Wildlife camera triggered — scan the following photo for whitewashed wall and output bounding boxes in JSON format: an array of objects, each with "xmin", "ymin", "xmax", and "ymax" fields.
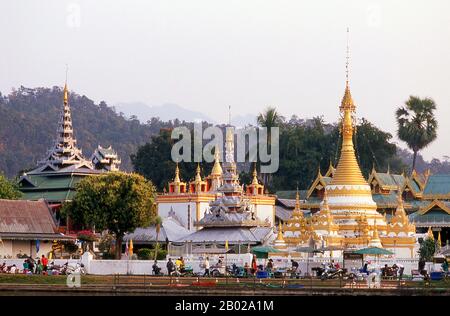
[
  {"xmin": 0, "ymin": 240, "xmax": 54, "ymax": 259},
  {"xmin": 158, "ymin": 202, "xmax": 196, "ymax": 231},
  {"xmin": 254, "ymin": 204, "xmax": 275, "ymax": 226},
  {"xmin": 0, "ymin": 255, "xmax": 430, "ymax": 277}
]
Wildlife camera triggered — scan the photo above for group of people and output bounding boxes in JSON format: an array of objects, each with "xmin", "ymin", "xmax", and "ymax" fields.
[
  {"xmin": 165, "ymin": 257, "xmax": 187, "ymax": 276},
  {"xmin": 0, "ymin": 255, "xmax": 50, "ymax": 275},
  {"xmin": 381, "ymin": 263, "xmax": 405, "ymax": 278}
]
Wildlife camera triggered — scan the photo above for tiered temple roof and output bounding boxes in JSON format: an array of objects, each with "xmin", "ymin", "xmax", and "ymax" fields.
[
  {"xmin": 18, "ymin": 82, "xmax": 120, "ymax": 204},
  {"xmin": 177, "ymin": 127, "xmax": 273, "ymax": 245}
]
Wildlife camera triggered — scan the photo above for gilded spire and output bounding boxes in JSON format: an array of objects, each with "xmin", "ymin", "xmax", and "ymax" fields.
[
  {"xmin": 329, "ymin": 28, "xmax": 367, "ymax": 187},
  {"xmin": 36, "ymin": 78, "xmax": 89, "ymax": 169},
  {"xmin": 373, "ymin": 223, "xmax": 379, "ymax": 239},
  {"xmin": 174, "ymin": 162, "xmax": 181, "ymax": 183},
  {"xmin": 195, "ymin": 163, "xmax": 202, "ymax": 182},
  {"xmin": 63, "ymin": 83, "xmax": 68, "ymax": 105},
  {"xmin": 252, "ymin": 164, "xmax": 259, "ymax": 185},
  {"xmin": 273, "ymin": 221, "xmax": 288, "ymax": 250},
  {"xmin": 294, "ymin": 187, "xmax": 301, "ymax": 212},
  {"xmin": 276, "ymin": 222, "xmax": 284, "ymax": 241},
  {"xmin": 211, "ymin": 146, "xmax": 223, "ymax": 176},
  {"xmin": 64, "ymin": 64, "xmax": 69, "ymax": 105}
]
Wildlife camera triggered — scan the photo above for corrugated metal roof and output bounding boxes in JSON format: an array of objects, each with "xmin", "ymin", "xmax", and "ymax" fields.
[
  {"xmin": 277, "ymin": 199, "xmax": 296, "ymax": 208},
  {"xmin": 275, "ymin": 206, "xmax": 292, "ymax": 221},
  {"xmin": 0, "ymin": 199, "xmax": 57, "ymax": 235},
  {"xmin": 175, "ymin": 227, "xmax": 273, "ymax": 243},
  {"xmin": 276, "ymin": 190, "xmax": 308, "ymax": 199},
  {"xmin": 376, "ymin": 173, "xmax": 405, "ymax": 187},
  {"xmin": 423, "ymin": 174, "xmax": 450, "ymax": 196},
  {"xmin": 124, "ymin": 217, "xmax": 191, "ymax": 243}
]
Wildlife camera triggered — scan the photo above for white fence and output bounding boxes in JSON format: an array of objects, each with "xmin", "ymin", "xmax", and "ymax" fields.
[{"xmin": 2, "ymin": 254, "xmax": 441, "ymax": 276}]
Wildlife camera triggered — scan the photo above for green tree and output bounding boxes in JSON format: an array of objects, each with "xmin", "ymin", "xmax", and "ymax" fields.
[
  {"xmin": 131, "ymin": 129, "xmax": 211, "ymax": 191},
  {"xmin": 0, "ymin": 173, "xmax": 21, "ymax": 199},
  {"xmin": 418, "ymin": 237, "xmax": 436, "ymax": 262},
  {"xmin": 153, "ymin": 216, "xmax": 163, "ymax": 261},
  {"xmin": 257, "ymin": 107, "xmax": 284, "ymax": 186},
  {"xmin": 354, "ymin": 118, "xmax": 407, "ymax": 177},
  {"xmin": 62, "ymin": 172, "xmax": 157, "ymax": 259},
  {"xmin": 396, "ymin": 96, "xmax": 438, "ymax": 171}
]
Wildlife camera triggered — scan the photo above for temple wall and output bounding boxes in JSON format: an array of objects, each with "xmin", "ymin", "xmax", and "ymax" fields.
[
  {"xmin": 158, "ymin": 202, "xmax": 195, "ymax": 231},
  {"xmin": 1, "ymin": 240, "xmax": 53, "ymax": 258},
  {"xmin": 158, "ymin": 201, "xmax": 211, "ymax": 232},
  {"xmin": 254, "ymin": 204, "xmax": 275, "ymax": 226},
  {"xmin": 1, "ymin": 254, "xmax": 426, "ymax": 276}
]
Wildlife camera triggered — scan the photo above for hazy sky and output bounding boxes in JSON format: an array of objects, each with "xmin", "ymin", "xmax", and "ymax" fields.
[{"xmin": 1, "ymin": 0, "xmax": 449, "ymax": 161}]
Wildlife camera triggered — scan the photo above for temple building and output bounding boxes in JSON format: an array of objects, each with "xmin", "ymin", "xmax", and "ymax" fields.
[
  {"xmin": 276, "ymin": 75, "xmax": 418, "ymax": 257},
  {"xmin": 170, "ymin": 127, "xmax": 276, "ymax": 251},
  {"xmin": 157, "ymin": 128, "xmax": 276, "ymax": 233},
  {"xmin": 17, "ymin": 83, "xmax": 120, "ymax": 229},
  {"xmin": 280, "ymin": 167, "xmax": 450, "ymax": 247}
]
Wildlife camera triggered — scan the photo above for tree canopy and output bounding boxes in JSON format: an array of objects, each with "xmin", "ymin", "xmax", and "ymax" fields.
[
  {"xmin": 0, "ymin": 86, "xmax": 189, "ymax": 178},
  {"xmin": 131, "ymin": 128, "xmax": 214, "ymax": 191},
  {"xmin": 396, "ymin": 96, "xmax": 438, "ymax": 171},
  {"xmin": 62, "ymin": 172, "xmax": 157, "ymax": 259},
  {"xmin": 131, "ymin": 115, "xmax": 407, "ymax": 193},
  {"xmin": 418, "ymin": 237, "xmax": 436, "ymax": 262},
  {"xmin": 0, "ymin": 173, "xmax": 22, "ymax": 199}
]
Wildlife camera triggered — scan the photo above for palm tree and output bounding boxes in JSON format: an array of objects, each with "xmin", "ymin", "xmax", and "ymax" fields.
[
  {"xmin": 396, "ymin": 96, "xmax": 438, "ymax": 171},
  {"xmin": 257, "ymin": 107, "xmax": 284, "ymax": 186},
  {"xmin": 153, "ymin": 216, "xmax": 163, "ymax": 261}
]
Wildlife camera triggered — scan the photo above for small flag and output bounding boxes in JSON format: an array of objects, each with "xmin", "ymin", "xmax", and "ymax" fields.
[
  {"xmin": 36, "ymin": 240, "xmax": 40, "ymax": 254},
  {"xmin": 427, "ymin": 227, "xmax": 434, "ymax": 240},
  {"xmin": 129, "ymin": 239, "xmax": 134, "ymax": 256}
]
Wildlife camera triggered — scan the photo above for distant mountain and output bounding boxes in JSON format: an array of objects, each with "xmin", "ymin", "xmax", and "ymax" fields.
[
  {"xmin": 231, "ymin": 113, "xmax": 257, "ymax": 128},
  {"xmin": 115, "ymin": 102, "xmax": 214, "ymax": 123}
]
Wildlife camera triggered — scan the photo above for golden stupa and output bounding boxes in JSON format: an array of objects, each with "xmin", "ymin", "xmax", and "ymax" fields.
[{"xmin": 324, "ymin": 79, "xmax": 388, "ymax": 248}]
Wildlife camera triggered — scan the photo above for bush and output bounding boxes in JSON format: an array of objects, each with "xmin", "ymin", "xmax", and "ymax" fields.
[
  {"xmin": 137, "ymin": 248, "xmax": 152, "ymax": 260},
  {"xmin": 62, "ymin": 241, "xmax": 79, "ymax": 254},
  {"xmin": 137, "ymin": 248, "xmax": 167, "ymax": 260},
  {"xmin": 101, "ymin": 252, "xmax": 116, "ymax": 260},
  {"xmin": 419, "ymin": 237, "xmax": 436, "ymax": 261},
  {"xmin": 77, "ymin": 230, "xmax": 97, "ymax": 242}
]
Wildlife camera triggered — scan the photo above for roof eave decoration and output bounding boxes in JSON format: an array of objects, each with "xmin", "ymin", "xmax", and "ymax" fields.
[{"xmin": 418, "ymin": 199, "xmax": 450, "ymax": 215}]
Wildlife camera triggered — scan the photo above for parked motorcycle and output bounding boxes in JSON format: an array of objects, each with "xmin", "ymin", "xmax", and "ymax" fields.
[
  {"xmin": 59, "ymin": 261, "xmax": 87, "ymax": 275},
  {"xmin": 315, "ymin": 264, "xmax": 346, "ymax": 280}
]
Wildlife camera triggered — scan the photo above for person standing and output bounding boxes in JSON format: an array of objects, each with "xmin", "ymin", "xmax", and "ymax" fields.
[
  {"xmin": 203, "ymin": 257, "xmax": 210, "ymax": 277},
  {"xmin": 251, "ymin": 255, "xmax": 257, "ymax": 275},
  {"xmin": 41, "ymin": 255, "xmax": 48, "ymax": 273},
  {"xmin": 167, "ymin": 258, "xmax": 175, "ymax": 276},
  {"xmin": 266, "ymin": 259, "xmax": 274, "ymax": 273}
]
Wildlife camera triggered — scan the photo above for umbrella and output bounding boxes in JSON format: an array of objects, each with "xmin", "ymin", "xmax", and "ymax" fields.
[
  {"xmin": 353, "ymin": 247, "xmax": 393, "ymax": 255},
  {"xmin": 294, "ymin": 246, "xmax": 323, "ymax": 253},
  {"xmin": 318, "ymin": 246, "xmax": 344, "ymax": 252},
  {"xmin": 353, "ymin": 247, "xmax": 394, "ymax": 268},
  {"xmin": 251, "ymin": 246, "xmax": 281, "ymax": 259}
]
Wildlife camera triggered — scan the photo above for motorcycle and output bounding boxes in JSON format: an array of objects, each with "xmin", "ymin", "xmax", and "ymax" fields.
[
  {"xmin": 316, "ymin": 264, "xmax": 345, "ymax": 280},
  {"xmin": 61, "ymin": 261, "xmax": 87, "ymax": 275},
  {"xmin": 210, "ymin": 263, "xmax": 228, "ymax": 277}
]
